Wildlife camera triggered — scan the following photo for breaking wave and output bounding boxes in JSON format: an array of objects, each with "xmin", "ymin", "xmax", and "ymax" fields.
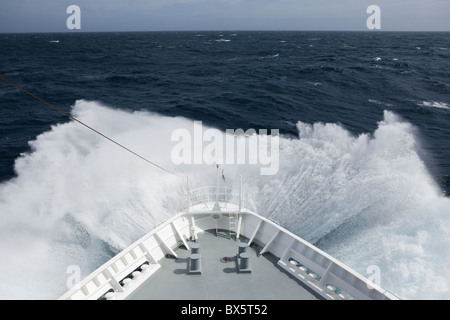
[{"xmin": 0, "ymin": 100, "xmax": 449, "ymax": 300}]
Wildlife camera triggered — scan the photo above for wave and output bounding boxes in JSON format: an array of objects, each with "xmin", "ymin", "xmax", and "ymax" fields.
[
  {"xmin": 368, "ymin": 99, "xmax": 393, "ymax": 107},
  {"xmin": 419, "ymin": 101, "xmax": 450, "ymax": 110},
  {"xmin": 0, "ymin": 100, "xmax": 449, "ymax": 300}
]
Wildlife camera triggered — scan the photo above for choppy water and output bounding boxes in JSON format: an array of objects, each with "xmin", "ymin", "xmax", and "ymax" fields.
[{"xmin": 0, "ymin": 31, "xmax": 449, "ymax": 299}]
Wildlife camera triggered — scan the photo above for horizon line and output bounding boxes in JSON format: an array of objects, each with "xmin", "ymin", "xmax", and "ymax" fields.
[{"xmin": 2, "ymin": 29, "xmax": 450, "ymax": 35}]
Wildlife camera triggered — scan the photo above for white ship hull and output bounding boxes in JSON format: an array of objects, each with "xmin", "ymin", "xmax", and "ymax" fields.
[{"xmin": 59, "ymin": 185, "xmax": 398, "ymax": 301}]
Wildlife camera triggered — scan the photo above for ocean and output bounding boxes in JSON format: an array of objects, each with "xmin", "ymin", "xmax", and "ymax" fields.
[{"xmin": 0, "ymin": 31, "xmax": 449, "ymax": 300}]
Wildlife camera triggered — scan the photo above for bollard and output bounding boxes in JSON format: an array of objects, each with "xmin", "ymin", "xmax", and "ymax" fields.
[
  {"xmin": 191, "ymin": 243, "xmax": 200, "ymax": 254},
  {"xmin": 189, "ymin": 253, "xmax": 201, "ymax": 274},
  {"xmin": 238, "ymin": 242, "xmax": 248, "ymax": 255},
  {"xmin": 238, "ymin": 252, "xmax": 251, "ymax": 273}
]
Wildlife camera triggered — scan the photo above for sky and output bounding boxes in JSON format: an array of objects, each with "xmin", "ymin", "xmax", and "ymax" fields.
[{"xmin": 0, "ymin": 0, "xmax": 449, "ymax": 33}]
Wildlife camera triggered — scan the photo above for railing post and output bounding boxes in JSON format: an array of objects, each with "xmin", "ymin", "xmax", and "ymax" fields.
[
  {"xmin": 239, "ymin": 175, "xmax": 242, "ymax": 212},
  {"xmin": 318, "ymin": 261, "xmax": 334, "ymax": 287},
  {"xmin": 186, "ymin": 176, "xmax": 190, "ymax": 212},
  {"xmin": 103, "ymin": 269, "xmax": 124, "ymax": 293}
]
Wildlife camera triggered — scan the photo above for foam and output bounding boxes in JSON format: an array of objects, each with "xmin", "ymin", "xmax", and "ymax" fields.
[
  {"xmin": 419, "ymin": 101, "xmax": 450, "ymax": 110},
  {"xmin": 0, "ymin": 101, "xmax": 449, "ymax": 300}
]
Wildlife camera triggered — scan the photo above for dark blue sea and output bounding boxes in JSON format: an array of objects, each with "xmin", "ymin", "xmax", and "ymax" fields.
[{"xmin": 0, "ymin": 31, "xmax": 449, "ymax": 299}]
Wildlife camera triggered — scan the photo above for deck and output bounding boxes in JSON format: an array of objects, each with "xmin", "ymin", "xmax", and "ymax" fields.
[{"xmin": 127, "ymin": 230, "xmax": 321, "ymax": 300}]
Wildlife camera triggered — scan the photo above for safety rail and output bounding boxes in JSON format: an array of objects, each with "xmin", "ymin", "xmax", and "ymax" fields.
[
  {"xmin": 189, "ymin": 186, "xmax": 235, "ymax": 205},
  {"xmin": 187, "ymin": 176, "xmax": 248, "ymax": 213},
  {"xmin": 60, "ymin": 177, "xmax": 399, "ymax": 300},
  {"xmin": 60, "ymin": 241, "xmax": 161, "ymax": 300},
  {"xmin": 188, "ymin": 186, "xmax": 247, "ymax": 210},
  {"xmin": 237, "ymin": 212, "xmax": 400, "ymax": 300},
  {"xmin": 60, "ymin": 207, "xmax": 400, "ymax": 300},
  {"xmin": 59, "ymin": 212, "xmax": 192, "ymax": 300}
]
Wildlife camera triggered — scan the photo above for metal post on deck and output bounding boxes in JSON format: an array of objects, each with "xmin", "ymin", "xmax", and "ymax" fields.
[
  {"xmin": 238, "ymin": 175, "xmax": 242, "ymax": 212},
  {"xmin": 186, "ymin": 176, "xmax": 190, "ymax": 212}
]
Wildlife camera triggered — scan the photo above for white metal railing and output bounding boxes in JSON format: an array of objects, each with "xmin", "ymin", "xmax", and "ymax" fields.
[
  {"xmin": 189, "ymin": 186, "xmax": 234, "ymax": 205},
  {"xmin": 238, "ymin": 212, "xmax": 400, "ymax": 300},
  {"xmin": 60, "ymin": 208, "xmax": 399, "ymax": 300},
  {"xmin": 186, "ymin": 175, "xmax": 248, "ymax": 212},
  {"xmin": 188, "ymin": 186, "xmax": 247, "ymax": 209},
  {"xmin": 60, "ymin": 174, "xmax": 399, "ymax": 301},
  {"xmin": 59, "ymin": 212, "xmax": 191, "ymax": 300}
]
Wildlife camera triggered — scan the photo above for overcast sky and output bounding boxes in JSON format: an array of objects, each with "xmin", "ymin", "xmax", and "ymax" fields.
[{"xmin": 0, "ymin": 0, "xmax": 449, "ymax": 33}]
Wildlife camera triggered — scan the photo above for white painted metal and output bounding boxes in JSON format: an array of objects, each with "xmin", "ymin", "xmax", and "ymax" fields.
[
  {"xmin": 59, "ymin": 212, "xmax": 191, "ymax": 300},
  {"xmin": 59, "ymin": 185, "xmax": 399, "ymax": 301},
  {"xmin": 228, "ymin": 213, "xmax": 238, "ymax": 239}
]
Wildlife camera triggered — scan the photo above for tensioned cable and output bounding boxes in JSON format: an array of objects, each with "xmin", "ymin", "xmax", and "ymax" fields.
[{"xmin": 0, "ymin": 74, "xmax": 181, "ymax": 178}]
